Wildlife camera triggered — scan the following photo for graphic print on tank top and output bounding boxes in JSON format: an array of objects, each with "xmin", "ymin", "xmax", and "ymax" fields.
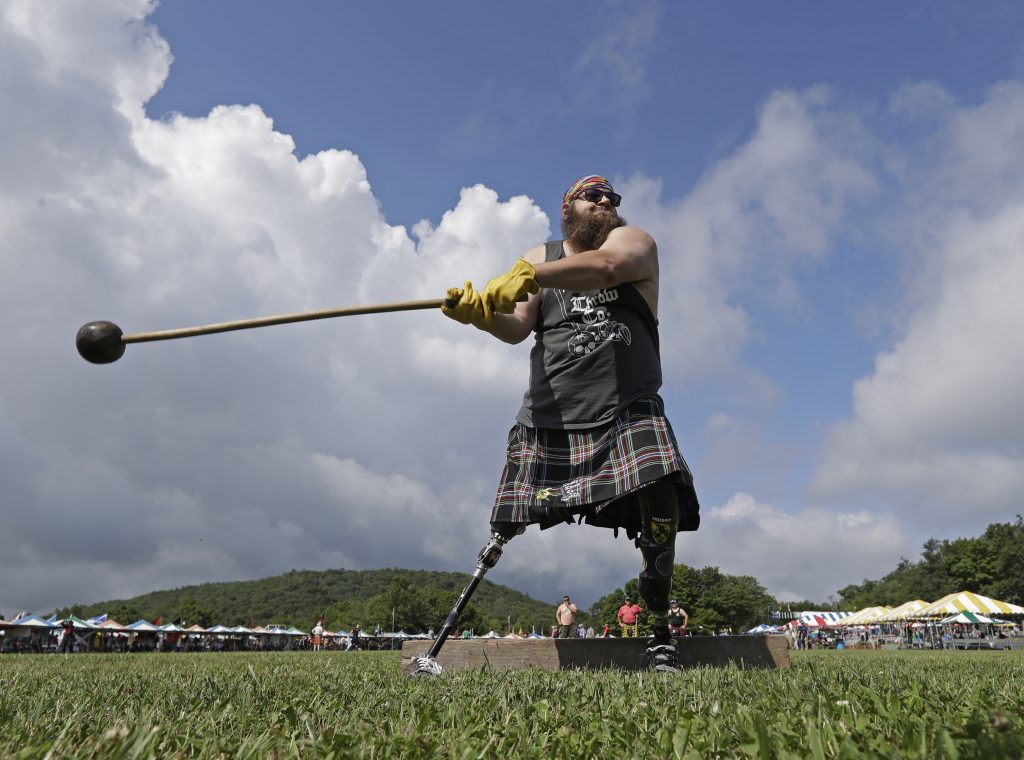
[{"xmin": 555, "ymin": 287, "xmax": 633, "ymax": 357}]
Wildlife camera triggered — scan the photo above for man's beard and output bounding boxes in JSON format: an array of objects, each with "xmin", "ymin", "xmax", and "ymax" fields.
[{"xmin": 561, "ymin": 204, "xmax": 627, "ymax": 252}]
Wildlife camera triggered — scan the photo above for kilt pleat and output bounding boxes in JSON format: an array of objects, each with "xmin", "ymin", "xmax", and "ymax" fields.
[{"xmin": 490, "ymin": 396, "xmax": 698, "ymax": 528}]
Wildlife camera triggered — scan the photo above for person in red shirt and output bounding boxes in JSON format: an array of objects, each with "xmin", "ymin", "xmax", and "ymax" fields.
[
  {"xmin": 58, "ymin": 620, "xmax": 76, "ymax": 654},
  {"xmin": 617, "ymin": 597, "xmax": 644, "ymax": 637}
]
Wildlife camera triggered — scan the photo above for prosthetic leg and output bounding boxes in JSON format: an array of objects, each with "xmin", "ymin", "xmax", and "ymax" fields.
[
  {"xmin": 634, "ymin": 478, "xmax": 681, "ymax": 672},
  {"xmin": 404, "ymin": 523, "xmax": 522, "ymax": 677}
]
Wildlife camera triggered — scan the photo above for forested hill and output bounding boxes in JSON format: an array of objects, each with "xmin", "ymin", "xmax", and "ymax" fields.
[
  {"xmin": 71, "ymin": 568, "xmax": 557, "ymax": 634},
  {"xmin": 54, "ymin": 518, "xmax": 1023, "ymax": 635}
]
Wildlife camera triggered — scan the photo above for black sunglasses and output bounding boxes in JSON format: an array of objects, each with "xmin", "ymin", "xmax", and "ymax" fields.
[{"xmin": 578, "ymin": 188, "xmax": 622, "ymax": 207}]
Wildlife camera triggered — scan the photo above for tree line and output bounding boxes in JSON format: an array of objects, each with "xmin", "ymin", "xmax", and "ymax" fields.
[
  {"xmin": 41, "ymin": 517, "xmax": 1021, "ymax": 633},
  {"xmin": 837, "ymin": 516, "xmax": 1024, "ymax": 609}
]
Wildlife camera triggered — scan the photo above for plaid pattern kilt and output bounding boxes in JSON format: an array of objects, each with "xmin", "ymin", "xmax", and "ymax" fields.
[{"xmin": 491, "ymin": 396, "xmax": 700, "ymax": 533}]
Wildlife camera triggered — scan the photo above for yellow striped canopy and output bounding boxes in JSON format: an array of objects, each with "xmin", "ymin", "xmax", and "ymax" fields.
[
  {"xmin": 837, "ymin": 606, "xmax": 891, "ymax": 626},
  {"xmin": 913, "ymin": 591, "xmax": 1024, "ymax": 618},
  {"xmin": 879, "ymin": 600, "xmax": 929, "ymax": 621}
]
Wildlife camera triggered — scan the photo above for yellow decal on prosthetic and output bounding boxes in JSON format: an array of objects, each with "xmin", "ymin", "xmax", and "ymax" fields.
[{"xmin": 650, "ymin": 519, "xmax": 673, "ymax": 545}]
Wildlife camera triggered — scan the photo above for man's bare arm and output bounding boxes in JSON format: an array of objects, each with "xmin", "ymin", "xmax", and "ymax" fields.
[
  {"xmin": 534, "ymin": 226, "xmax": 657, "ymax": 292},
  {"xmin": 477, "ymin": 227, "xmax": 658, "ymax": 343}
]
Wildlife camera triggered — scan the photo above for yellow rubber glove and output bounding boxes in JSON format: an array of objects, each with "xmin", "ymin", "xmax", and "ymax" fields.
[
  {"xmin": 483, "ymin": 259, "xmax": 540, "ymax": 314},
  {"xmin": 441, "ymin": 281, "xmax": 493, "ymax": 329}
]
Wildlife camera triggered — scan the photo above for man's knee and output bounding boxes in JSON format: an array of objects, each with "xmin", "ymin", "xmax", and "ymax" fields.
[
  {"xmin": 635, "ymin": 479, "xmax": 680, "ymax": 611},
  {"xmin": 490, "ymin": 522, "xmax": 525, "ymax": 541}
]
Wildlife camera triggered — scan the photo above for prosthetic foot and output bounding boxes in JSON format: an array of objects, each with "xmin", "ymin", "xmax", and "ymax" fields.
[
  {"xmin": 645, "ymin": 642, "xmax": 680, "ymax": 672},
  {"xmin": 645, "ymin": 622, "xmax": 680, "ymax": 673},
  {"xmin": 404, "ymin": 525, "xmax": 521, "ymax": 678}
]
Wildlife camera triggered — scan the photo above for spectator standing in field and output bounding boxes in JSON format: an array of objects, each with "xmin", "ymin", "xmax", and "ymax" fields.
[
  {"xmin": 667, "ymin": 600, "xmax": 688, "ymax": 637},
  {"xmin": 602, "ymin": 623, "xmax": 610, "ymax": 637},
  {"xmin": 555, "ymin": 595, "xmax": 578, "ymax": 638},
  {"xmin": 58, "ymin": 620, "xmax": 75, "ymax": 654},
  {"xmin": 440, "ymin": 174, "xmax": 701, "ymax": 672},
  {"xmin": 617, "ymin": 597, "xmax": 643, "ymax": 638},
  {"xmin": 311, "ymin": 621, "xmax": 324, "ymax": 651}
]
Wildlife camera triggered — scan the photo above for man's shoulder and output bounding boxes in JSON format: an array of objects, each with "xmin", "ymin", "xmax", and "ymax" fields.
[
  {"xmin": 605, "ymin": 225, "xmax": 656, "ymax": 249},
  {"xmin": 522, "ymin": 242, "xmax": 550, "ymax": 265}
]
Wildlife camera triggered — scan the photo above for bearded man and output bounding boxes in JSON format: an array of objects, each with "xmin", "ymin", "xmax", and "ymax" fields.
[{"xmin": 441, "ymin": 175, "xmax": 700, "ymax": 672}]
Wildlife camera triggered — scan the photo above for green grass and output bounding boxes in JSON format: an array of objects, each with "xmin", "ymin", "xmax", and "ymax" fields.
[{"xmin": 0, "ymin": 650, "xmax": 1021, "ymax": 758}]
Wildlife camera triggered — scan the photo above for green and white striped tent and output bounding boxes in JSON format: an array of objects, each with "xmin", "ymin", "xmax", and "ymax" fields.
[{"xmin": 938, "ymin": 610, "xmax": 1005, "ymax": 625}]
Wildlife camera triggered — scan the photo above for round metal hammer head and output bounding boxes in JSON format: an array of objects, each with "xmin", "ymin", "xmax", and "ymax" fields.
[{"xmin": 76, "ymin": 321, "xmax": 126, "ymax": 364}]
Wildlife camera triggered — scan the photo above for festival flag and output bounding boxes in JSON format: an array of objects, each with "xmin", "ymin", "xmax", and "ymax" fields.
[
  {"xmin": 88, "ymin": 614, "xmax": 108, "ymax": 625},
  {"xmin": 152, "ymin": 616, "xmax": 162, "ymax": 626}
]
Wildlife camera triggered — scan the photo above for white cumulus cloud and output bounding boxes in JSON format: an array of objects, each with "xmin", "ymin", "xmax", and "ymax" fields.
[{"xmin": 811, "ymin": 83, "xmax": 1024, "ymax": 533}]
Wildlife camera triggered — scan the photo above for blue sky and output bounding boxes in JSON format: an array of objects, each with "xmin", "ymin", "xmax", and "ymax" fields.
[
  {"xmin": 3, "ymin": 0, "xmax": 1024, "ymax": 619},
  {"xmin": 147, "ymin": 2, "xmax": 1024, "ymax": 229}
]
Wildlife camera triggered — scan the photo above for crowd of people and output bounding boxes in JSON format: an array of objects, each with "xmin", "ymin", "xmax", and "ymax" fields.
[
  {"xmin": 784, "ymin": 622, "xmax": 1023, "ymax": 650},
  {"xmin": 550, "ymin": 595, "xmax": 690, "ymax": 640},
  {"xmin": 0, "ymin": 613, "xmax": 409, "ymax": 655}
]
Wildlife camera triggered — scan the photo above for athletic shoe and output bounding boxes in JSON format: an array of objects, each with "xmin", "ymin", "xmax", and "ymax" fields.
[{"xmin": 645, "ymin": 642, "xmax": 680, "ymax": 673}]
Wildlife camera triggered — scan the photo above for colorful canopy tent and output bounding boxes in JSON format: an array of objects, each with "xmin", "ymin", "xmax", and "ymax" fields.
[
  {"xmin": 0, "ymin": 615, "xmax": 54, "ymax": 649},
  {"xmin": 788, "ymin": 611, "xmax": 853, "ymax": 627},
  {"xmin": 784, "ymin": 615, "xmax": 824, "ymax": 628},
  {"xmin": 4, "ymin": 614, "xmax": 54, "ymax": 629},
  {"xmin": 914, "ymin": 591, "xmax": 1024, "ymax": 618},
  {"xmin": 126, "ymin": 620, "xmax": 161, "ymax": 632},
  {"xmin": 938, "ymin": 611, "xmax": 1005, "ymax": 625},
  {"xmin": 879, "ymin": 600, "xmax": 929, "ymax": 622},
  {"xmin": 746, "ymin": 624, "xmax": 776, "ymax": 634},
  {"xmin": 64, "ymin": 615, "xmax": 99, "ymax": 629},
  {"xmin": 837, "ymin": 606, "xmax": 892, "ymax": 626}
]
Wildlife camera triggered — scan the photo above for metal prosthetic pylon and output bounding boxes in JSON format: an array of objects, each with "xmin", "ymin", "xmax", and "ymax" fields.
[{"xmin": 404, "ymin": 526, "xmax": 519, "ymax": 677}]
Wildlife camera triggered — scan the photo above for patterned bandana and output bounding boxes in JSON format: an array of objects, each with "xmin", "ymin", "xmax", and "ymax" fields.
[{"xmin": 562, "ymin": 175, "xmax": 615, "ymax": 207}]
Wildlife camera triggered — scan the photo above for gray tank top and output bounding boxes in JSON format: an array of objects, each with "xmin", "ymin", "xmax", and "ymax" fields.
[{"xmin": 516, "ymin": 240, "xmax": 663, "ymax": 429}]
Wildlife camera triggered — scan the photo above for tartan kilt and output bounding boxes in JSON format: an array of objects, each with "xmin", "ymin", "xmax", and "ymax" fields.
[{"xmin": 490, "ymin": 396, "xmax": 700, "ymax": 533}]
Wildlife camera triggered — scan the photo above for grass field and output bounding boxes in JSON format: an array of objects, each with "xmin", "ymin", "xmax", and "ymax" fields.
[{"xmin": 1, "ymin": 649, "xmax": 1021, "ymax": 758}]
